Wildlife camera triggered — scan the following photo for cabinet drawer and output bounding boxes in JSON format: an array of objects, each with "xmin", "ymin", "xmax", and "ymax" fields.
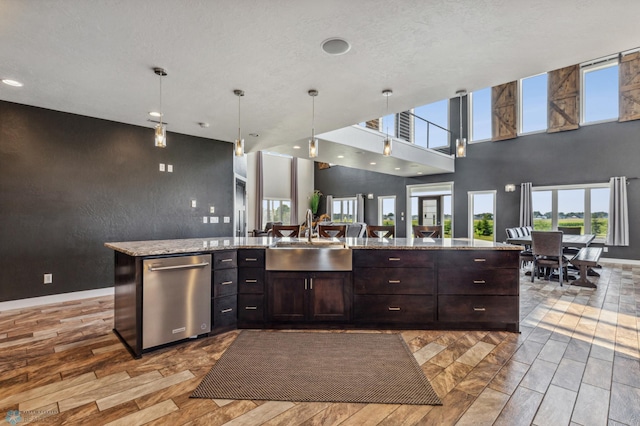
[
  {"xmin": 212, "ymin": 295, "xmax": 237, "ymax": 328},
  {"xmin": 353, "ymin": 250, "xmax": 434, "ymax": 268},
  {"xmin": 238, "ymin": 268, "xmax": 265, "ymax": 294},
  {"xmin": 354, "ymin": 268, "xmax": 434, "ymax": 295},
  {"xmin": 213, "ymin": 268, "xmax": 237, "ymax": 297},
  {"xmin": 438, "ymin": 269, "xmax": 518, "ymax": 295},
  {"xmin": 438, "ymin": 250, "xmax": 519, "ymax": 269},
  {"xmin": 353, "ymin": 295, "xmax": 435, "ymax": 324},
  {"xmin": 213, "ymin": 250, "xmax": 237, "ymax": 270},
  {"xmin": 438, "ymin": 295, "xmax": 519, "ymax": 323},
  {"xmin": 238, "ymin": 249, "xmax": 265, "ymax": 268},
  {"xmin": 238, "ymin": 294, "xmax": 264, "ymax": 323}
]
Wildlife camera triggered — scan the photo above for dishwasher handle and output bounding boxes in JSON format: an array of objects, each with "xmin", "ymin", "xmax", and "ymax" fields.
[{"xmin": 148, "ymin": 262, "xmax": 210, "ymax": 272}]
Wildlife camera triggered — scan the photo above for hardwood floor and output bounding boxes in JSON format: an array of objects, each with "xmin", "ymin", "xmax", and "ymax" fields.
[{"xmin": 1, "ymin": 261, "xmax": 638, "ymax": 425}]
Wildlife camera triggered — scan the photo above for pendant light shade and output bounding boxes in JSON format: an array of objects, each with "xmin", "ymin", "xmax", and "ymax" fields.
[
  {"xmin": 382, "ymin": 89, "xmax": 393, "ymax": 156},
  {"xmin": 455, "ymin": 89, "xmax": 467, "ymax": 158},
  {"xmin": 308, "ymin": 89, "xmax": 318, "ymax": 158},
  {"xmin": 153, "ymin": 67, "xmax": 167, "ymax": 148},
  {"xmin": 234, "ymin": 89, "xmax": 245, "ymax": 157}
]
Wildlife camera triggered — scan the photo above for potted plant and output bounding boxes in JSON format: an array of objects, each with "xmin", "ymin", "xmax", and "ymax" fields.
[{"xmin": 310, "ymin": 190, "xmax": 323, "ymax": 216}]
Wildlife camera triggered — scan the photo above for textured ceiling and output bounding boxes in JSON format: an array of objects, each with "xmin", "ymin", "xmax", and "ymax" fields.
[{"xmin": 1, "ymin": 0, "xmax": 639, "ymax": 172}]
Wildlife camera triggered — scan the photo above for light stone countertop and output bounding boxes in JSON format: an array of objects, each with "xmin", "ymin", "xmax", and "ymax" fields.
[{"xmin": 105, "ymin": 237, "xmax": 523, "ymax": 257}]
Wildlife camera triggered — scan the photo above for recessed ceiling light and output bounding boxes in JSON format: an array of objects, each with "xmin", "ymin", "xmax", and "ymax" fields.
[
  {"xmin": 321, "ymin": 38, "xmax": 351, "ymax": 55},
  {"xmin": 199, "ymin": 122, "xmax": 210, "ymax": 128},
  {"xmin": 249, "ymin": 133, "xmax": 259, "ymax": 137},
  {"xmin": 337, "ymin": 155, "xmax": 344, "ymax": 158},
  {"xmin": 2, "ymin": 79, "xmax": 23, "ymax": 87},
  {"xmin": 370, "ymin": 162, "xmax": 376, "ymax": 165},
  {"xmin": 293, "ymin": 145, "xmax": 301, "ymax": 149},
  {"xmin": 417, "ymin": 172, "xmax": 423, "ymax": 175},
  {"xmin": 149, "ymin": 111, "xmax": 162, "ymax": 117},
  {"xmin": 394, "ymin": 167, "xmax": 401, "ymax": 170}
]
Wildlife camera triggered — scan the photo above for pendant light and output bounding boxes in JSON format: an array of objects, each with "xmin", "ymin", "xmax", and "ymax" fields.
[
  {"xmin": 382, "ymin": 89, "xmax": 393, "ymax": 156},
  {"xmin": 234, "ymin": 89, "xmax": 245, "ymax": 157},
  {"xmin": 153, "ymin": 67, "xmax": 167, "ymax": 148},
  {"xmin": 308, "ymin": 89, "xmax": 318, "ymax": 158},
  {"xmin": 455, "ymin": 89, "xmax": 467, "ymax": 158}
]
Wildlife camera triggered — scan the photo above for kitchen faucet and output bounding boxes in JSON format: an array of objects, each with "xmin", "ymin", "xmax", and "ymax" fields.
[{"xmin": 306, "ymin": 209, "xmax": 314, "ymax": 242}]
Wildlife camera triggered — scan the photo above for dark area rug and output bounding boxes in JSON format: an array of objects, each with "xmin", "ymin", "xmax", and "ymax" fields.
[{"xmin": 191, "ymin": 331, "xmax": 442, "ymax": 405}]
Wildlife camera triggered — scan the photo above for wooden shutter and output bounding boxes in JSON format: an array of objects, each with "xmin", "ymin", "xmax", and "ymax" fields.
[
  {"xmin": 396, "ymin": 111, "xmax": 413, "ymax": 142},
  {"xmin": 548, "ymin": 64, "xmax": 579, "ymax": 133},
  {"xmin": 620, "ymin": 51, "xmax": 640, "ymax": 122},
  {"xmin": 365, "ymin": 118, "xmax": 380, "ymax": 131},
  {"xmin": 492, "ymin": 81, "xmax": 517, "ymax": 141}
]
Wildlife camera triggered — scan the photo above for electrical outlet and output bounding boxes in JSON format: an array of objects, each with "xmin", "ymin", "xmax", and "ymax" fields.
[
  {"xmin": 44, "ymin": 273, "xmax": 52, "ymax": 284},
  {"xmin": 159, "ymin": 163, "xmax": 165, "ymax": 172},
  {"xmin": 603, "ymin": 247, "xmax": 608, "ymax": 252},
  {"xmin": 167, "ymin": 164, "xmax": 173, "ymax": 173},
  {"xmin": 202, "ymin": 216, "xmax": 208, "ymax": 224},
  {"xmin": 209, "ymin": 206, "xmax": 215, "ymax": 214},
  {"xmin": 191, "ymin": 200, "xmax": 197, "ymax": 208},
  {"xmin": 223, "ymin": 216, "xmax": 230, "ymax": 223}
]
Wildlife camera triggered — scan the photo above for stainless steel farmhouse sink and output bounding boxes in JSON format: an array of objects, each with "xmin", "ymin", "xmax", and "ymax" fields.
[{"xmin": 266, "ymin": 238, "xmax": 352, "ymax": 271}]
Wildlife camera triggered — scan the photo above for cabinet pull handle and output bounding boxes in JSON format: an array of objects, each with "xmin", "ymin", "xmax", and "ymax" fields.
[
  {"xmin": 310, "ymin": 278, "xmax": 313, "ymax": 290},
  {"xmin": 245, "ymin": 279, "xmax": 258, "ymax": 283},
  {"xmin": 474, "ymin": 258, "xmax": 486, "ymax": 262},
  {"xmin": 148, "ymin": 262, "xmax": 209, "ymax": 271},
  {"xmin": 388, "ymin": 280, "xmax": 401, "ymax": 284},
  {"xmin": 473, "ymin": 307, "xmax": 486, "ymax": 312},
  {"xmin": 245, "ymin": 306, "xmax": 257, "ymax": 310},
  {"xmin": 388, "ymin": 307, "xmax": 401, "ymax": 311},
  {"xmin": 304, "ymin": 278, "xmax": 308, "ymax": 290},
  {"xmin": 388, "ymin": 257, "xmax": 401, "ymax": 261},
  {"xmin": 245, "ymin": 258, "xmax": 258, "ymax": 261},
  {"xmin": 221, "ymin": 308, "xmax": 233, "ymax": 313},
  {"xmin": 221, "ymin": 281, "xmax": 233, "ymax": 285},
  {"xmin": 221, "ymin": 258, "xmax": 234, "ymax": 263},
  {"xmin": 473, "ymin": 280, "xmax": 486, "ymax": 284}
]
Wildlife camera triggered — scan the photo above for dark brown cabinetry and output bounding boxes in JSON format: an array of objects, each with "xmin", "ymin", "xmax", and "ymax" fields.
[
  {"xmin": 437, "ymin": 250, "xmax": 519, "ymax": 331},
  {"xmin": 353, "ymin": 250, "xmax": 435, "ymax": 325},
  {"xmin": 237, "ymin": 249, "xmax": 266, "ymax": 327},
  {"xmin": 211, "ymin": 250, "xmax": 237, "ymax": 332},
  {"xmin": 267, "ymin": 271, "xmax": 351, "ymax": 323}
]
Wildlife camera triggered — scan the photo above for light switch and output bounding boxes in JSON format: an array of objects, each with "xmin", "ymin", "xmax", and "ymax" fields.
[
  {"xmin": 159, "ymin": 163, "xmax": 165, "ymax": 172},
  {"xmin": 211, "ymin": 216, "xmax": 219, "ymax": 224},
  {"xmin": 202, "ymin": 216, "xmax": 208, "ymax": 224},
  {"xmin": 191, "ymin": 200, "xmax": 197, "ymax": 208},
  {"xmin": 167, "ymin": 164, "xmax": 173, "ymax": 173},
  {"xmin": 209, "ymin": 206, "xmax": 215, "ymax": 214},
  {"xmin": 223, "ymin": 216, "xmax": 230, "ymax": 223}
]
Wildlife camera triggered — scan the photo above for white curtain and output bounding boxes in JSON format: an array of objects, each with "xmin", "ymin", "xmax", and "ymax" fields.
[
  {"xmin": 519, "ymin": 182, "xmax": 533, "ymax": 227},
  {"xmin": 606, "ymin": 176, "xmax": 629, "ymax": 246},
  {"xmin": 356, "ymin": 193, "xmax": 365, "ymax": 223},
  {"xmin": 256, "ymin": 151, "xmax": 263, "ymax": 230},
  {"xmin": 290, "ymin": 157, "xmax": 298, "ymax": 224},
  {"xmin": 325, "ymin": 195, "xmax": 333, "ymax": 220}
]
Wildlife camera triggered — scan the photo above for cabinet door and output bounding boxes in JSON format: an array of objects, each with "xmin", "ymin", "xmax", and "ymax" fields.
[
  {"xmin": 309, "ymin": 272, "xmax": 351, "ymax": 322},
  {"xmin": 267, "ymin": 272, "xmax": 306, "ymax": 322}
]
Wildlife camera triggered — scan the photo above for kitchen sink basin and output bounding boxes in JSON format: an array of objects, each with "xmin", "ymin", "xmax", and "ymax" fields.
[{"xmin": 266, "ymin": 238, "xmax": 352, "ymax": 271}]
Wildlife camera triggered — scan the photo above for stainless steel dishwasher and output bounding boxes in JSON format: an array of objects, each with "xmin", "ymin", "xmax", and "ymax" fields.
[{"xmin": 142, "ymin": 254, "xmax": 211, "ymax": 349}]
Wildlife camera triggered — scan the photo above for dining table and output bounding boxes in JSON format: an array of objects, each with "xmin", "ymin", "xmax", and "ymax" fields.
[{"xmin": 506, "ymin": 233, "xmax": 599, "ymax": 284}]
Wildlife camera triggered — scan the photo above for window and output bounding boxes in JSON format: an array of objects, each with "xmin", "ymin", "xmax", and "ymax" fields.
[
  {"xmin": 581, "ymin": 58, "xmax": 619, "ymax": 124},
  {"xmin": 470, "ymin": 87, "xmax": 491, "ymax": 142},
  {"xmin": 262, "ymin": 199, "xmax": 291, "ymax": 228},
  {"xmin": 468, "ymin": 191, "xmax": 496, "ymax": 242},
  {"xmin": 413, "ymin": 99, "xmax": 449, "ymax": 148},
  {"xmin": 332, "ymin": 197, "xmax": 356, "ymax": 223},
  {"xmin": 381, "ymin": 114, "xmax": 396, "ymax": 138},
  {"xmin": 378, "ymin": 196, "xmax": 396, "ymax": 226},
  {"xmin": 532, "ymin": 184, "xmax": 609, "ymax": 240},
  {"xmin": 519, "ymin": 73, "xmax": 548, "ymax": 134}
]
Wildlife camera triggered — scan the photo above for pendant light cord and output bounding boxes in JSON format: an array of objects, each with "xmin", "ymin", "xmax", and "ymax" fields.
[
  {"xmin": 238, "ymin": 93, "xmax": 241, "ymax": 140},
  {"xmin": 159, "ymin": 74, "xmax": 163, "ymax": 127},
  {"xmin": 459, "ymin": 93, "xmax": 463, "ymax": 140},
  {"xmin": 311, "ymin": 95, "xmax": 315, "ymax": 138}
]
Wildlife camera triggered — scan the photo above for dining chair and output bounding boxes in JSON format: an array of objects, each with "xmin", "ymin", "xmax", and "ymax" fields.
[
  {"xmin": 318, "ymin": 224, "xmax": 346, "ymax": 238},
  {"xmin": 557, "ymin": 226, "xmax": 582, "ymax": 257},
  {"xmin": 531, "ymin": 231, "xmax": 569, "ymax": 285},
  {"xmin": 366, "ymin": 225, "xmax": 394, "ymax": 238},
  {"xmin": 506, "ymin": 228, "xmax": 534, "ymax": 269},
  {"xmin": 413, "ymin": 225, "xmax": 441, "ymax": 238},
  {"xmin": 271, "ymin": 224, "xmax": 301, "ymax": 237}
]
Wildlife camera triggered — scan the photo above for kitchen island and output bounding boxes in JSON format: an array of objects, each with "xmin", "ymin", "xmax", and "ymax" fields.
[{"xmin": 106, "ymin": 237, "xmax": 522, "ymax": 357}]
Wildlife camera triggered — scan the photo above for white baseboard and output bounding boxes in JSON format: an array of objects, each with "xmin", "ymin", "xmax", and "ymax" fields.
[{"xmin": 0, "ymin": 287, "xmax": 114, "ymax": 312}]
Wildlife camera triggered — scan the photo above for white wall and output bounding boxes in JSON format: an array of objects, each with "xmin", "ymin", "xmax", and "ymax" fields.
[{"xmin": 246, "ymin": 152, "xmax": 315, "ymax": 232}]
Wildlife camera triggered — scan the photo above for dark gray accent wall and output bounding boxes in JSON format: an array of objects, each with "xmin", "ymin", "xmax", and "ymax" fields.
[
  {"xmin": 0, "ymin": 101, "xmax": 234, "ymax": 302},
  {"xmin": 315, "ymin": 104, "xmax": 640, "ymax": 260}
]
